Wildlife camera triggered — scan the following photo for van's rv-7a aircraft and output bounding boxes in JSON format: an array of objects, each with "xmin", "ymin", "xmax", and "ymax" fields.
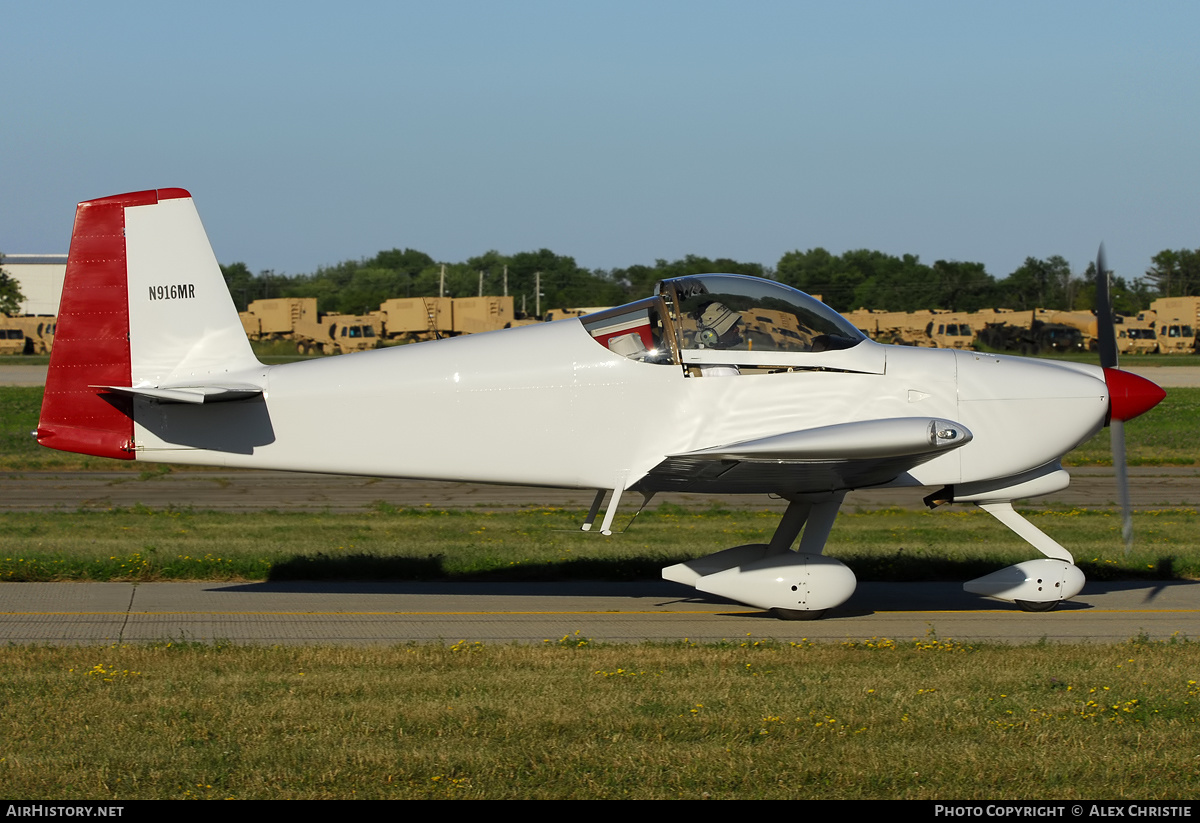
[{"xmin": 36, "ymin": 188, "xmax": 1166, "ymax": 619}]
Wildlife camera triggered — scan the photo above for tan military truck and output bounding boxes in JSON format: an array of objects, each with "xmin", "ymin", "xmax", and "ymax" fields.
[
  {"xmin": 925, "ymin": 310, "xmax": 976, "ymax": 349},
  {"xmin": 543, "ymin": 306, "xmax": 612, "ymax": 323},
  {"xmin": 0, "ymin": 324, "xmax": 27, "ymax": 354},
  {"xmin": 239, "ymin": 311, "xmax": 261, "ymax": 339},
  {"xmin": 451, "ymin": 296, "xmax": 514, "ymax": 335},
  {"xmin": 1116, "ymin": 317, "xmax": 1158, "ymax": 355},
  {"xmin": 872, "ymin": 310, "xmax": 934, "ymax": 346},
  {"xmin": 1139, "ymin": 310, "xmax": 1194, "ymax": 354},
  {"xmin": 1035, "ymin": 309, "xmax": 1100, "ymax": 351},
  {"xmin": 1027, "ymin": 309, "xmax": 1152, "ymax": 355},
  {"xmin": 0, "ymin": 315, "xmax": 57, "ymax": 353},
  {"xmin": 294, "ymin": 313, "xmax": 381, "ymax": 355},
  {"xmin": 377, "ymin": 297, "xmax": 453, "ymax": 342},
  {"xmin": 376, "ymin": 296, "xmax": 519, "ymax": 341},
  {"xmin": 841, "ymin": 308, "xmax": 885, "ymax": 339},
  {"xmin": 976, "ymin": 309, "xmax": 1083, "ymax": 355},
  {"xmin": 243, "ymin": 298, "xmax": 320, "ymax": 340},
  {"xmin": 1144, "ymin": 297, "xmax": 1200, "ymax": 354},
  {"xmin": 838, "ymin": 309, "xmax": 938, "ymax": 346},
  {"xmin": 970, "ymin": 308, "xmax": 1021, "ymax": 327},
  {"xmin": 242, "ymin": 298, "xmax": 380, "ymax": 355}
]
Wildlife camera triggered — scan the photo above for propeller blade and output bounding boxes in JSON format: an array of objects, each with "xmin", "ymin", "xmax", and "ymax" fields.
[
  {"xmin": 1111, "ymin": 419, "xmax": 1133, "ymax": 555},
  {"xmin": 1094, "ymin": 245, "xmax": 1149, "ymax": 556},
  {"xmin": 1094, "ymin": 244, "xmax": 1119, "ymax": 369},
  {"xmin": 1096, "ymin": 245, "xmax": 1127, "ymax": 552}
]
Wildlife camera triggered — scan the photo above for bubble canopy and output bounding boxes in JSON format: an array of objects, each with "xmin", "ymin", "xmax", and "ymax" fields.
[
  {"xmin": 579, "ymin": 273, "xmax": 879, "ymax": 373},
  {"xmin": 658, "ymin": 274, "xmax": 866, "ymax": 356}
]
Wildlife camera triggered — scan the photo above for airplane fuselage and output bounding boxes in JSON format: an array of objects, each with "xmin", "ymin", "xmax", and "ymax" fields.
[{"xmin": 127, "ymin": 318, "xmax": 1110, "ymax": 496}]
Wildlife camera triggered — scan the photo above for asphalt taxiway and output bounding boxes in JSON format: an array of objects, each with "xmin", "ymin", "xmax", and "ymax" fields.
[{"xmin": 3, "ymin": 580, "xmax": 1197, "ymax": 646}]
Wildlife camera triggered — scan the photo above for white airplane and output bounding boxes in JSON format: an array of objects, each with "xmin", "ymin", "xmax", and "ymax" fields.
[{"xmin": 36, "ymin": 188, "xmax": 1166, "ymax": 619}]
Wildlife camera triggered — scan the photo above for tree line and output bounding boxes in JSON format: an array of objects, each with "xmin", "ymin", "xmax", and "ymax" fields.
[{"xmin": 219, "ymin": 246, "xmax": 1199, "ymax": 317}]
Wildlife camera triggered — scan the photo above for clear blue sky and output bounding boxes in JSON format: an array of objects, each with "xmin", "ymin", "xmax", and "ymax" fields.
[{"xmin": 3, "ymin": 1, "xmax": 1197, "ymax": 286}]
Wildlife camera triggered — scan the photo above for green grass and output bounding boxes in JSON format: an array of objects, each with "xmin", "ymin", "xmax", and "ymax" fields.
[
  {"xmin": 248, "ymin": 338, "xmax": 323, "ymax": 361},
  {"xmin": 1064, "ymin": 386, "xmax": 1200, "ymax": 465},
  {"xmin": 2, "ymin": 504, "xmax": 1196, "ymax": 583},
  {"xmin": 2, "ymin": 639, "xmax": 1199, "ymax": 799},
  {"xmin": 0, "ymin": 386, "xmax": 142, "ymax": 469},
  {"xmin": 0, "ymin": 385, "xmax": 42, "ymax": 460}
]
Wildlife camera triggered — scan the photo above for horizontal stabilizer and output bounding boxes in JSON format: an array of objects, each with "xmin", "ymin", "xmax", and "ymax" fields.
[{"xmin": 94, "ymin": 384, "xmax": 264, "ymax": 404}]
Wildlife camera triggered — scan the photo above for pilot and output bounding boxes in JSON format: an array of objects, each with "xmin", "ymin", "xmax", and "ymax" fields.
[{"xmin": 695, "ymin": 301, "xmax": 743, "ymax": 349}]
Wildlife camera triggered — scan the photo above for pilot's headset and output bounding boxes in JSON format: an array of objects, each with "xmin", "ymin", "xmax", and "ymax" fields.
[{"xmin": 696, "ymin": 302, "xmax": 740, "ymax": 348}]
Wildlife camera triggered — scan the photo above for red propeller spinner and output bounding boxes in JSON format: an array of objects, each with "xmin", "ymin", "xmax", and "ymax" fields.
[{"xmin": 1103, "ymin": 368, "xmax": 1166, "ymax": 423}]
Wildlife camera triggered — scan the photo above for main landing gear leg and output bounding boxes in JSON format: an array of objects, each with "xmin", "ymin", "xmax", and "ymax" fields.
[{"xmin": 661, "ymin": 492, "xmax": 856, "ymax": 620}]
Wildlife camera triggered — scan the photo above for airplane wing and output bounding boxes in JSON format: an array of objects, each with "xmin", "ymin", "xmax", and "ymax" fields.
[{"xmin": 633, "ymin": 417, "xmax": 971, "ymax": 495}]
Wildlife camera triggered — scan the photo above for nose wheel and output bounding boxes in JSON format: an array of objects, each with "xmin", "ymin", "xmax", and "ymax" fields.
[
  {"xmin": 769, "ymin": 607, "xmax": 829, "ymax": 621},
  {"xmin": 1015, "ymin": 600, "xmax": 1059, "ymax": 613}
]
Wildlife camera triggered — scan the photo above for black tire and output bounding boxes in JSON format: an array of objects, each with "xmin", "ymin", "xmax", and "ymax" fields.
[
  {"xmin": 769, "ymin": 607, "xmax": 828, "ymax": 621},
  {"xmin": 1015, "ymin": 600, "xmax": 1059, "ymax": 613}
]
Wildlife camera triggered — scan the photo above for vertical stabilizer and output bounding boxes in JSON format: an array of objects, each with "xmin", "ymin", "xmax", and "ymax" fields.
[{"xmin": 37, "ymin": 189, "xmax": 261, "ymax": 458}]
